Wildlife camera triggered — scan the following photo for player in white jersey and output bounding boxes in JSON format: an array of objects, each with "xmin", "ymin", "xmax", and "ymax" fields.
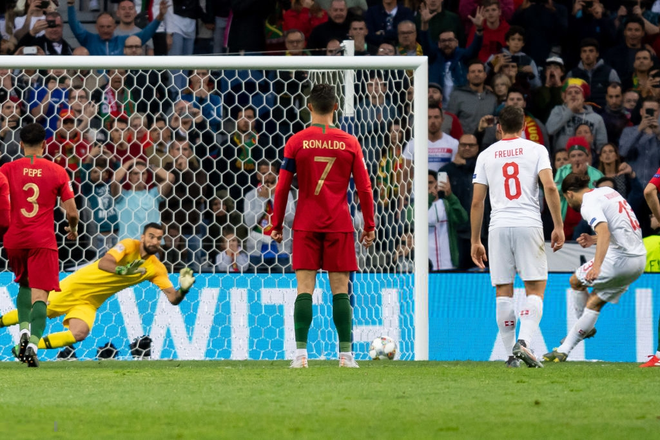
[
  {"xmin": 471, "ymin": 106, "xmax": 565, "ymax": 368},
  {"xmin": 544, "ymin": 174, "xmax": 646, "ymax": 362}
]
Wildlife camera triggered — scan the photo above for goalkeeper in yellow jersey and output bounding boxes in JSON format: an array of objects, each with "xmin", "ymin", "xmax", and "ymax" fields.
[{"xmin": 0, "ymin": 223, "xmax": 196, "ymax": 356}]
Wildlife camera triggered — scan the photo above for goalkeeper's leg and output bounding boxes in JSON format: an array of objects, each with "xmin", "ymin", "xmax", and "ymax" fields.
[
  {"xmin": 40, "ymin": 319, "xmax": 89, "ymax": 349},
  {"xmin": 0, "ymin": 309, "xmax": 19, "ymax": 328}
]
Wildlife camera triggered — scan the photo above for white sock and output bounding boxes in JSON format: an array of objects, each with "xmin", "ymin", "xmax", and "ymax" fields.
[
  {"xmin": 296, "ymin": 348, "xmax": 308, "ymax": 358},
  {"xmin": 655, "ymin": 351, "xmax": 660, "ymax": 358},
  {"xmin": 339, "ymin": 351, "xmax": 353, "ymax": 358},
  {"xmin": 19, "ymin": 328, "xmax": 29, "ymax": 337},
  {"xmin": 27, "ymin": 342, "xmax": 37, "ymax": 353},
  {"xmin": 571, "ymin": 289, "xmax": 588, "ymax": 319},
  {"xmin": 496, "ymin": 297, "xmax": 516, "ymax": 356},
  {"xmin": 517, "ymin": 295, "xmax": 544, "ymax": 345},
  {"xmin": 558, "ymin": 308, "xmax": 600, "ymax": 354}
]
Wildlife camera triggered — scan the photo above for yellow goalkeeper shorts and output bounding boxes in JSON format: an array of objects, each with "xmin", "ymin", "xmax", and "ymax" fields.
[{"xmin": 47, "ymin": 289, "xmax": 98, "ymax": 330}]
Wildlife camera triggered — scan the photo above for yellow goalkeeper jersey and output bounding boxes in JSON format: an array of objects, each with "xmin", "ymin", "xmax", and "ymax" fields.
[{"xmin": 59, "ymin": 239, "xmax": 173, "ymax": 308}]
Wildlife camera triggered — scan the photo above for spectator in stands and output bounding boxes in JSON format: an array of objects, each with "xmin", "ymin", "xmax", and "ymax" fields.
[
  {"xmin": 397, "ymin": 20, "xmax": 420, "ymax": 56},
  {"xmin": 428, "ymin": 83, "xmax": 463, "ymax": 140},
  {"xmin": 394, "ymin": 227, "xmax": 414, "ymax": 272},
  {"xmin": 46, "ymin": 109, "xmax": 91, "ymax": 182},
  {"xmin": 420, "ymin": 6, "xmax": 483, "ymax": 108},
  {"xmin": 348, "ymin": 17, "xmax": 375, "ymax": 55},
  {"xmin": 162, "ymin": 140, "xmax": 206, "ymax": 270},
  {"xmin": 67, "ymin": 86, "xmax": 100, "ymax": 134},
  {"xmin": 283, "ymin": 0, "xmax": 328, "ymax": 39},
  {"xmin": 180, "ymin": 69, "xmax": 221, "ymax": 132},
  {"xmin": 552, "ymin": 149, "xmax": 569, "ymax": 175},
  {"xmin": 486, "ymin": 25, "xmax": 541, "ymax": 90},
  {"xmin": 622, "ymin": 49, "xmax": 658, "ymax": 98},
  {"xmin": 491, "ymin": 73, "xmax": 511, "ymax": 108},
  {"xmin": 414, "ymin": 0, "xmax": 463, "ymax": 46},
  {"xmin": 597, "ymin": 82, "xmax": 631, "ymax": 145},
  {"xmin": 364, "ymin": 0, "xmax": 414, "ymax": 47},
  {"xmin": 446, "ymin": 60, "xmax": 497, "ymax": 135},
  {"xmin": 227, "ymin": 0, "xmax": 275, "ymax": 54},
  {"xmin": 28, "ymin": 70, "xmax": 68, "ymax": 138},
  {"xmin": 201, "ymin": 193, "xmax": 247, "ymax": 260},
  {"xmin": 459, "ymin": 0, "xmax": 514, "ymax": 27},
  {"xmin": 546, "ymin": 78, "xmax": 607, "ymax": 153},
  {"xmin": 111, "ymin": 158, "xmax": 173, "ymax": 240},
  {"xmin": 316, "ymin": 0, "xmax": 367, "ymax": 12},
  {"xmin": 376, "ymin": 40, "xmax": 396, "ymax": 55},
  {"xmin": 606, "ymin": 16, "xmax": 648, "ymax": 83},
  {"xmin": 80, "ymin": 157, "xmax": 119, "ymax": 259},
  {"xmin": 129, "ymin": 113, "xmax": 151, "ymax": 149},
  {"xmin": 308, "ymin": 0, "xmax": 349, "ymax": 51},
  {"xmin": 427, "ymin": 169, "xmax": 468, "ymax": 271},
  {"xmin": 215, "ymin": 231, "xmax": 250, "ymax": 272},
  {"xmin": 67, "ymin": 0, "xmax": 166, "ymax": 56},
  {"xmin": 532, "ymin": 56, "xmax": 565, "ymax": 124},
  {"xmin": 566, "ymin": 2, "xmax": 616, "ymax": 68},
  {"xmin": 441, "ymin": 133, "xmax": 480, "ymax": 269},
  {"xmin": 477, "ymin": 88, "xmax": 548, "ymax": 150},
  {"xmin": 104, "ymin": 115, "xmax": 148, "ymax": 165},
  {"xmin": 466, "ymin": 0, "xmax": 509, "ymax": 63},
  {"xmin": 619, "ymin": 97, "xmax": 660, "ymax": 185},
  {"xmin": 0, "ymin": 99, "xmax": 21, "ymax": 164},
  {"xmin": 114, "ymin": 0, "xmax": 154, "ymax": 55},
  {"xmin": 355, "ymin": 72, "xmax": 397, "ymax": 173},
  {"xmin": 170, "ymin": 98, "xmax": 214, "ymax": 153},
  {"xmin": 146, "ymin": 114, "xmax": 173, "ymax": 168},
  {"xmin": 17, "ymin": 11, "xmax": 72, "ymax": 55},
  {"xmin": 122, "ymin": 35, "xmax": 143, "ymax": 56},
  {"xmin": 554, "ymin": 136, "xmax": 603, "ymax": 238},
  {"xmin": 242, "ymin": 162, "xmax": 294, "ymax": 270},
  {"xmin": 623, "ymin": 89, "xmax": 640, "ymax": 114},
  {"xmin": 566, "ymin": 38, "xmax": 620, "ymax": 109},
  {"xmin": 324, "ymin": 38, "xmax": 342, "ymax": 55},
  {"xmin": 510, "ymin": 0, "xmax": 566, "ymax": 67},
  {"xmin": 597, "ymin": 142, "xmax": 640, "ymax": 201},
  {"xmin": 122, "ymin": 39, "xmax": 169, "ymax": 120},
  {"xmin": 11, "ymin": 0, "xmax": 53, "ymax": 41},
  {"xmin": 92, "ymin": 69, "xmax": 136, "ymax": 130},
  {"xmin": 68, "ymin": 47, "xmax": 108, "ymax": 95},
  {"xmin": 375, "ymin": 120, "xmax": 405, "ymax": 253}
]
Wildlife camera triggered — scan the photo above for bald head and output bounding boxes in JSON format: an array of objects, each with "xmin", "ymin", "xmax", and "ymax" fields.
[
  {"xmin": 123, "ymin": 35, "xmax": 143, "ymax": 55},
  {"xmin": 458, "ymin": 134, "xmax": 479, "ymax": 160},
  {"xmin": 72, "ymin": 46, "xmax": 90, "ymax": 56}
]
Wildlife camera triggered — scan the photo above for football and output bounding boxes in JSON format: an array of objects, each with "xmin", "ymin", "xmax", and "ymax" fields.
[{"xmin": 369, "ymin": 336, "xmax": 397, "ymax": 360}]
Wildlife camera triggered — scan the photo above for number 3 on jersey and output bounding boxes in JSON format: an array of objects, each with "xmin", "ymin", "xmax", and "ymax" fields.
[
  {"xmin": 314, "ymin": 156, "xmax": 336, "ymax": 195},
  {"xmin": 21, "ymin": 183, "xmax": 39, "ymax": 218},
  {"xmin": 618, "ymin": 199, "xmax": 640, "ymax": 231},
  {"xmin": 502, "ymin": 162, "xmax": 521, "ymax": 200}
]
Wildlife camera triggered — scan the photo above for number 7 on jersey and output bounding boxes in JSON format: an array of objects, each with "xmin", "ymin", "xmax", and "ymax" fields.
[{"xmin": 314, "ymin": 156, "xmax": 336, "ymax": 195}]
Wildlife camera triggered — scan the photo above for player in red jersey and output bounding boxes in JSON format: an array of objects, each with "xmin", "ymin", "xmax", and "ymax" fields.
[
  {"xmin": 271, "ymin": 84, "xmax": 376, "ymax": 369},
  {"xmin": 0, "ymin": 171, "xmax": 10, "ymax": 237},
  {"xmin": 0, "ymin": 123, "xmax": 79, "ymax": 367}
]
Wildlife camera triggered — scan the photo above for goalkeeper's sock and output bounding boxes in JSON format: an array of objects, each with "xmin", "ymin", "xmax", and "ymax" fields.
[
  {"xmin": 294, "ymin": 293, "xmax": 313, "ymax": 350},
  {"xmin": 558, "ymin": 308, "xmax": 600, "ymax": 354},
  {"xmin": 496, "ymin": 297, "xmax": 516, "ymax": 357},
  {"xmin": 39, "ymin": 331, "xmax": 77, "ymax": 350},
  {"xmin": 0, "ymin": 309, "xmax": 18, "ymax": 328},
  {"xmin": 332, "ymin": 293, "xmax": 352, "ymax": 354},
  {"xmin": 17, "ymin": 286, "xmax": 32, "ymax": 332},
  {"xmin": 517, "ymin": 295, "xmax": 543, "ymax": 345},
  {"xmin": 28, "ymin": 301, "xmax": 48, "ymax": 347}
]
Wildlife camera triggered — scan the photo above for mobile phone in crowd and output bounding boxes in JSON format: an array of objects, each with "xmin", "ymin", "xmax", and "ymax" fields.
[
  {"xmin": 438, "ymin": 172, "xmax": 448, "ymax": 199},
  {"xmin": 23, "ymin": 46, "xmax": 37, "ymax": 55}
]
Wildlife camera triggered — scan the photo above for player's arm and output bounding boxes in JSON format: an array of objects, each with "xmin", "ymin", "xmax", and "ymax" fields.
[
  {"xmin": 271, "ymin": 155, "xmax": 296, "ymax": 244},
  {"xmin": 644, "ymin": 182, "xmax": 660, "ymax": 221},
  {"xmin": 539, "ymin": 168, "xmax": 565, "ymax": 252},
  {"xmin": 587, "ymin": 222, "xmax": 611, "ymax": 282},
  {"xmin": 160, "ymin": 269, "xmax": 195, "ymax": 306},
  {"xmin": 0, "ymin": 173, "xmax": 10, "ymax": 238},
  {"xmin": 152, "ymin": 165, "xmax": 174, "ymax": 197},
  {"xmin": 470, "ymin": 183, "xmax": 488, "ymax": 269},
  {"xmin": 353, "ymin": 143, "xmax": 376, "ymax": 247},
  {"xmin": 98, "ymin": 252, "xmax": 146, "ymax": 275},
  {"xmin": 62, "ymin": 193, "xmax": 79, "ymax": 240}
]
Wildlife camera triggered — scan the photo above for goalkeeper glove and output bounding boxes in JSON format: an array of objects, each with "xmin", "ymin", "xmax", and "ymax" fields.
[
  {"xmin": 116, "ymin": 259, "xmax": 146, "ymax": 276},
  {"xmin": 179, "ymin": 268, "xmax": 195, "ymax": 294}
]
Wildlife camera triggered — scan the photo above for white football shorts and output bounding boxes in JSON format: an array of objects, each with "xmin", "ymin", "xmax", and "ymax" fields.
[
  {"xmin": 575, "ymin": 252, "xmax": 645, "ymax": 304},
  {"xmin": 487, "ymin": 227, "xmax": 547, "ymax": 286}
]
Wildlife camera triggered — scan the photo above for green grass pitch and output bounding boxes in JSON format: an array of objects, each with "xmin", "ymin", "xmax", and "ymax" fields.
[{"xmin": 0, "ymin": 360, "xmax": 658, "ymax": 439}]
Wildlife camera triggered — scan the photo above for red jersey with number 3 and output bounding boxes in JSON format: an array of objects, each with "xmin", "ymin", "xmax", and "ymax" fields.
[
  {"xmin": 272, "ymin": 124, "xmax": 375, "ymax": 233},
  {"xmin": 472, "ymin": 137, "xmax": 551, "ymax": 230},
  {"xmin": 0, "ymin": 157, "xmax": 74, "ymax": 250}
]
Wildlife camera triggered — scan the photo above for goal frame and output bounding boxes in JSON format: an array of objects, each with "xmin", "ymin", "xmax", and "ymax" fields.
[{"xmin": 0, "ymin": 54, "xmax": 430, "ymax": 361}]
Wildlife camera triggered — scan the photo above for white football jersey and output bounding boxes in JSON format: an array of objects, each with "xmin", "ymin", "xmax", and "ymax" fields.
[
  {"xmin": 473, "ymin": 137, "xmax": 551, "ymax": 229},
  {"xmin": 402, "ymin": 136, "xmax": 458, "ymax": 172},
  {"xmin": 581, "ymin": 187, "xmax": 646, "ymax": 257}
]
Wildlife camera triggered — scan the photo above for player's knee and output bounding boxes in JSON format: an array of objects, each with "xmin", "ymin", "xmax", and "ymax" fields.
[
  {"xmin": 70, "ymin": 325, "xmax": 90, "ymax": 342},
  {"xmin": 569, "ymin": 275, "xmax": 584, "ymax": 290}
]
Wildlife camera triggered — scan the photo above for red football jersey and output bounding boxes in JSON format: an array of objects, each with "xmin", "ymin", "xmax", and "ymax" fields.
[
  {"xmin": 0, "ymin": 156, "xmax": 75, "ymax": 250},
  {"xmin": 650, "ymin": 167, "xmax": 660, "ymax": 190},
  {"xmin": 0, "ymin": 172, "xmax": 10, "ymax": 232},
  {"xmin": 272, "ymin": 124, "xmax": 375, "ymax": 233}
]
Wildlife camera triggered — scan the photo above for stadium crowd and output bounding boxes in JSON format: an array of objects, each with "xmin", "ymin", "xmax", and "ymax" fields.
[{"xmin": 0, "ymin": 0, "xmax": 660, "ymax": 273}]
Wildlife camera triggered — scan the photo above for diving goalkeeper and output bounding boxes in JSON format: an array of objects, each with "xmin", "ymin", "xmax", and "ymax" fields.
[{"xmin": 0, "ymin": 223, "xmax": 196, "ymax": 354}]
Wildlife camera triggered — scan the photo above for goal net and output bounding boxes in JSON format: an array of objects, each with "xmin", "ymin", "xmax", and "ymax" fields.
[{"xmin": 0, "ymin": 51, "xmax": 429, "ymax": 361}]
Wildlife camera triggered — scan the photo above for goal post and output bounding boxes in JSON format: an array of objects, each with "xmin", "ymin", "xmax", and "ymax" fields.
[{"xmin": 0, "ymin": 54, "xmax": 429, "ymax": 361}]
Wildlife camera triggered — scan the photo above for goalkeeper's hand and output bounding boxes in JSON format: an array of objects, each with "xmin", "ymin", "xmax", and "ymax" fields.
[
  {"xmin": 179, "ymin": 268, "xmax": 195, "ymax": 294},
  {"xmin": 116, "ymin": 259, "xmax": 146, "ymax": 276}
]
